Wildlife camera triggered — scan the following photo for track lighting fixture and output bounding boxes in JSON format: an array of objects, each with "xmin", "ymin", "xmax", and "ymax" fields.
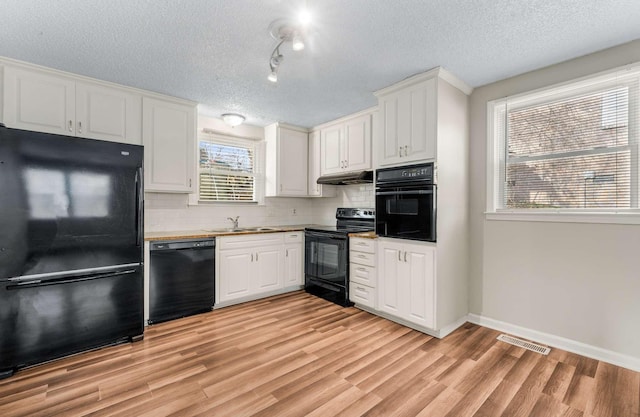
[{"xmin": 267, "ymin": 18, "xmax": 307, "ymax": 83}]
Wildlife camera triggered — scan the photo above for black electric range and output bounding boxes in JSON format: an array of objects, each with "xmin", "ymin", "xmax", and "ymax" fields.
[{"xmin": 304, "ymin": 208, "xmax": 375, "ymax": 306}]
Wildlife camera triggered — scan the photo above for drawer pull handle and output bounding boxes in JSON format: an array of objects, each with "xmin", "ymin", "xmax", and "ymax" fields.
[
  {"xmin": 357, "ymin": 287, "xmax": 365, "ymax": 291},
  {"xmin": 357, "ymin": 267, "xmax": 366, "ymax": 271}
]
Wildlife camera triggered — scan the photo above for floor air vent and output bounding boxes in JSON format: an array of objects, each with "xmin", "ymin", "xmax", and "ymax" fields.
[{"xmin": 497, "ymin": 334, "xmax": 551, "ymax": 355}]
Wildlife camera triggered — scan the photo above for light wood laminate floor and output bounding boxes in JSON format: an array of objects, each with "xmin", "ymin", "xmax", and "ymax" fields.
[{"xmin": 0, "ymin": 291, "xmax": 638, "ymax": 417}]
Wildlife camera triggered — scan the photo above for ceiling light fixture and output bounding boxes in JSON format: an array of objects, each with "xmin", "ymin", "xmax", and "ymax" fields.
[
  {"xmin": 221, "ymin": 113, "xmax": 245, "ymax": 127},
  {"xmin": 267, "ymin": 18, "xmax": 307, "ymax": 83}
]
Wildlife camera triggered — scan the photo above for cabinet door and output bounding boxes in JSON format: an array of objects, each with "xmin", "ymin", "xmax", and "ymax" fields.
[
  {"xmin": 254, "ymin": 247, "xmax": 283, "ymax": 292},
  {"xmin": 320, "ymin": 124, "xmax": 343, "ymax": 175},
  {"xmin": 308, "ymin": 130, "xmax": 335, "ymax": 197},
  {"xmin": 377, "ymin": 241, "xmax": 402, "ymax": 316},
  {"xmin": 76, "ymin": 82, "xmax": 142, "ymax": 144},
  {"xmin": 405, "ymin": 243, "xmax": 435, "ymax": 328},
  {"xmin": 142, "ymin": 97, "xmax": 196, "ymax": 192},
  {"xmin": 344, "ymin": 114, "xmax": 371, "ymax": 171},
  {"xmin": 377, "ymin": 78, "xmax": 437, "ymax": 166},
  {"xmin": 379, "ymin": 93, "xmax": 403, "ymax": 165},
  {"xmin": 278, "ymin": 127, "xmax": 308, "ymax": 196},
  {"xmin": 284, "ymin": 243, "xmax": 303, "ymax": 286},
  {"xmin": 404, "ymin": 79, "xmax": 437, "ymax": 162},
  {"xmin": 218, "ymin": 249, "xmax": 252, "ymax": 302},
  {"xmin": 3, "ymin": 66, "xmax": 75, "ymax": 135}
]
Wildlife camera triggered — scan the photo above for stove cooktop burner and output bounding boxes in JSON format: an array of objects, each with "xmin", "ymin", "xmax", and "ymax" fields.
[{"xmin": 305, "ymin": 207, "xmax": 375, "ymax": 235}]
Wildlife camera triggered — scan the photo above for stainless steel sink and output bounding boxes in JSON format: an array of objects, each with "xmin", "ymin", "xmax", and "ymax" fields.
[{"xmin": 202, "ymin": 227, "xmax": 279, "ymax": 233}]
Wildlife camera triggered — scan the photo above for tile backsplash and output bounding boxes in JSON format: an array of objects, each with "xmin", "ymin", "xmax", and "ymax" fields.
[{"xmin": 145, "ymin": 184, "xmax": 374, "ymax": 232}]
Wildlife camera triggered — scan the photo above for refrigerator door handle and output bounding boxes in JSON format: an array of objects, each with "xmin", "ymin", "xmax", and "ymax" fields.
[
  {"xmin": 135, "ymin": 166, "xmax": 143, "ymax": 247},
  {"xmin": 7, "ymin": 269, "xmax": 137, "ymax": 290}
]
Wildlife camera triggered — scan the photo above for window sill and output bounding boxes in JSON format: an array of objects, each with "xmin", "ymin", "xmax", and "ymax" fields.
[{"xmin": 485, "ymin": 210, "xmax": 640, "ymax": 225}]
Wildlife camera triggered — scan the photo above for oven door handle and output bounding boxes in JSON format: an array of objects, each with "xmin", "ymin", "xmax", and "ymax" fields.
[
  {"xmin": 376, "ymin": 190, "xmax": 433, "ymax": 196},
  {"xmin": 305, "ymin": 231, "xmax": 347, "ymax": 240}
]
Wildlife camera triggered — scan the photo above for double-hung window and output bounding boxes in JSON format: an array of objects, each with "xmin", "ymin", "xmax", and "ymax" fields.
[
  {"xmin": 198, "ymin": 131, "xmax": 262, "ymax": 203},
  {"xmin": 487, "ymin": 64, "xmax": 640, "ymax": 222}
]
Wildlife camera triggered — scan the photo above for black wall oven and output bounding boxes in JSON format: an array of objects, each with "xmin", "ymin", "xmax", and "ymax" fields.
[{"xmin": 375, "ymin": 163, "xmax": 436, "ymax": 242}]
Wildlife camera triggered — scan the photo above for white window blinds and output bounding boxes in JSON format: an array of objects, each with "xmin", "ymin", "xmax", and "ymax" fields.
[
  {"xmin": 490, "ymin": 65, "xmax": 639, "ymax": 211},
  {"xmin": 198, "ymin": 133, "xmax": 257, "ymax": 202}
]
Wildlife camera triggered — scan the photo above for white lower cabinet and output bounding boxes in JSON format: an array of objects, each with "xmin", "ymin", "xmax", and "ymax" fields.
[
  {"xmin": 255, "ymin": 247, "xmax": 283, "ymax": 292},
  {"xmin": 217, "ymin": 232, "xmax": 303, "ymax": 305},
  {"xmin": 284, "ymin": 232, "xmax": 304, "ymax": 286},
  {"xmin": 349, "ymin": 237, "xmax": 377, "ymax": 309},
  {"xmin": 377, "ymin": 238, "xmax": 435, "ymax": 329}
]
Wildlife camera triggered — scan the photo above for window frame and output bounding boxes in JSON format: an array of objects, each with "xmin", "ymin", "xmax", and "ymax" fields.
[
  {"xmin": 192, "ymin": 130, "xmax": 265, "ymax": 205},
  {"xmin": 486, "ymin": 63, "xmax": 640, "ymax": 224}
]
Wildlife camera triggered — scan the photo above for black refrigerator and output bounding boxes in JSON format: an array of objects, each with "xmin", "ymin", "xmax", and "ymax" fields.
[{"xmin": 0, "ymin": 125, "xmax": 144, "ymax": 379}]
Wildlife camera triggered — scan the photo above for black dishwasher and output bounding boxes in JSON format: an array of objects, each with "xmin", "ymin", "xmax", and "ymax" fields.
[{"xmin": 149, "ymin": 238, "xmax": 215, "ymax": 325}]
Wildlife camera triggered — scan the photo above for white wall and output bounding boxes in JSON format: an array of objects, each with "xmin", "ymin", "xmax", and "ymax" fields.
[
  {"xmin": 469, "ymin": 40, "xmax": 640, "ymax": 361},
  {"xmin": 145, "ymin": 113, "xmax": 375, "ymax": 231},
  {"xmin": 145, "ymin": 184, "xmax": 374, "ymax": 232}
]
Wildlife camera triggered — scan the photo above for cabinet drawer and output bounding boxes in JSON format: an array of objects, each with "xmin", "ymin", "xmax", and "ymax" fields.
[
  {"xmin": 350, "ymin": 238, "xmax": 375, "ymax": 254},
  {"xmin": 218, "ymin": 233, "xmax": 284, "ymax": 250},
  {"xmin": 349, "ymin": 282, "xmax": 375, "ymax": 309},
  {"xmin": 284, "ymin": 232, "xmax": 303, "ymax": 243},
  {"xmin": 350, "ymin": 263, "xmax": 376, "ymax": 287},
  {"xmin": 350, "ymin": 251, "xmax": 375, "ymax": 267}
]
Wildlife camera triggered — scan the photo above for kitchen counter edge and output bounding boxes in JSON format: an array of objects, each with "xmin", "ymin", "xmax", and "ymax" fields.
[{"xmin": 144, "ymin": 225, "xmax": 318, "ymax": 241}]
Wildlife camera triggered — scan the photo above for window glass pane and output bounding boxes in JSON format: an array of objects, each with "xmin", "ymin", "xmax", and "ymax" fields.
[
  {"xmin": 506, "ymin": 151, "xmax": 630, "ymax": 208},
  {"xmin": 199, "ymin": 141, "xmax": 253, "ymax": 173},
  {"xmin": 198, "ymin": 136, "xmax": 257, "ymax": 202},
  {"xmin": 508, "ymin": 87, "xmax": 628, "ymax": 159},
  {"xmin": 504, "ymin": 85, "xmax": 633, "ymax": 209}
]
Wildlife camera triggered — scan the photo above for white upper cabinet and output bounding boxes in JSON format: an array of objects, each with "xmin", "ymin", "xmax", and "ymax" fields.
[
  {"xmin": 307, "ymin": 130, "xmax": 336, "ymax": 197},
  {"xmin": 377, "ymin": 78, "xmax": 437, "ymax": 166},
  {"xmin": 320, "ymin": 124, "xmax": 343, "ymax": 175},
  {"xmin": 375, "ymin": 68, "xmax": 471, "ymax": 168},
  {"xmin": 320, "ymin": 112, "xmax": 372, "ymax": 175},
  {"xmin": 2, "ymin": 65, "xmax": 141, "ymax": 144},
  {"xmin": 265, "ymin": 123, "xmax": 308, "ymax": 197},
  {"xmin": 142, "ymin": 97, "xmax": 196, "ymax": 193},
  {"xmin": 75, "ymin": 82, "xmax": 141, "ymax": 143}
]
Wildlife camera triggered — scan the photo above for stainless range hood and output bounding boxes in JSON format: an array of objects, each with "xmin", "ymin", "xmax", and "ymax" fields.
[{"xmin": 316, "ymin": 170, "xmax": 373, "ymax": 185}]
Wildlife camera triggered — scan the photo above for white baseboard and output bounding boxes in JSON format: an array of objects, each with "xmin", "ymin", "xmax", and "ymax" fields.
[
  {"xmin": 436, "ymin": 315, "xmax": 469, "ymax": 338},
  {"xmin": 468, "ymin": 313, "xmax": 640, "ymax": 372}
]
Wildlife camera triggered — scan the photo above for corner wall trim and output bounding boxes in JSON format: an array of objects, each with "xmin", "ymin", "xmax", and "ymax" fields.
[{"xmin": 467, "ymin": 313, "xmax": 640, "ymax": 372}]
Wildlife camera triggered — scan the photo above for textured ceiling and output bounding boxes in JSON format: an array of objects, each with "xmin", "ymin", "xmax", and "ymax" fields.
[{"xmin": 1, "ymin": 0, "xmax": 639, "ymax": 128}]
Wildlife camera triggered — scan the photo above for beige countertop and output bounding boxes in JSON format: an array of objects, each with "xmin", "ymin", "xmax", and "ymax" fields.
[
  {"xmin": 144, "ymin": 225, "xmax": 319, "ymax": 241},
  {"xmin": 348, "ymin": 231, "xmax": 378, "ymax": 239}
]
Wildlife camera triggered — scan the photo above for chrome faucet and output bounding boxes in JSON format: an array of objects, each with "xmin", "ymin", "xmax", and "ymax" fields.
[{"xmin": 227, "ymin": 216, "xmax": 239, "ymax": 229}]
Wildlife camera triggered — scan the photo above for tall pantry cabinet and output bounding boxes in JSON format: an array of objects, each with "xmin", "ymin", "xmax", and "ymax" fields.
[{"xmin": 370, "ymin": 68, "xmax": 472, "ymax": 337}]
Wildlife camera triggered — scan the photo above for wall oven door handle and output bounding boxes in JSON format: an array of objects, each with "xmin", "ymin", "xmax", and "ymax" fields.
[
  {"xmin": 376, "ymin": 190, "xmax": 433, "ymax": 196},
  {"xmin": 305, "ymin": 231, "xmax": 347, "ymax": 240}
]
